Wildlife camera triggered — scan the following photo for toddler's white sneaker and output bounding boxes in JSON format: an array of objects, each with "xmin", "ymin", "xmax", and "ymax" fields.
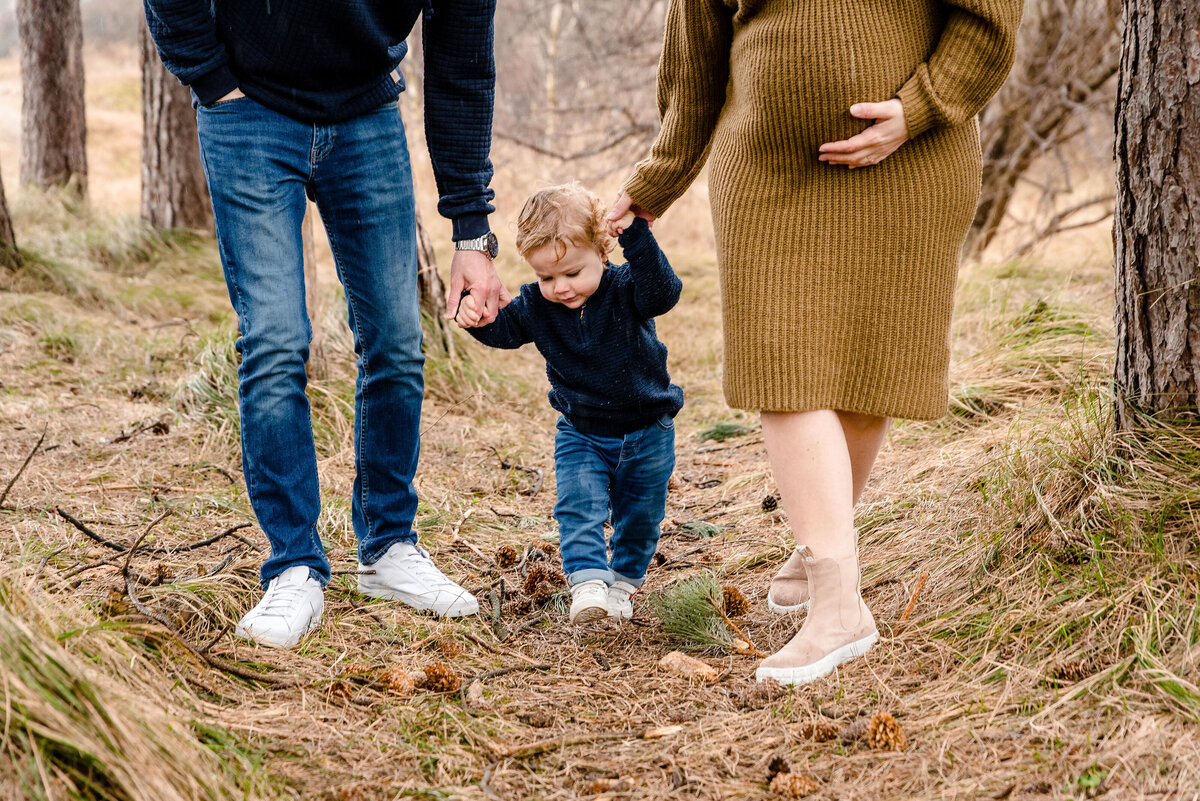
[
  {"xmin": 359, "ymin": 542, "xmax": 479, "ymax": 617},
  {"xmin": 235, "ymin": 565, "xmax": 324, "ymax": 649},
  {"xmin": 569, "ymin": 579, "xmax": 610, "ymax": 624},
  {"xmin": 607, "ymin": 580, "xmax": 637, "ymax": 621}
]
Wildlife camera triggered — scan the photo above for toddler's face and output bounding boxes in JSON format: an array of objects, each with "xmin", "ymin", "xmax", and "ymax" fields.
[{"xmin": 527, "ymin": 240, "xmax": 605, "ymax": 309}]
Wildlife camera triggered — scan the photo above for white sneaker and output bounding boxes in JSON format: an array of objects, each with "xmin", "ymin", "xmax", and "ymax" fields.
[
  {"xmin": 235, "ymin": 565, "xmax": 324, "ymax": 649},
  {"xmin": 358, "ymin": 542, "xmax": 479, "ymax": 617},
  {"xmin": 569, "ymin": 580, "xmax": 610, "ymax": 624},
  {"xmin": 607, "ymin": 580, "xmax": 636, "ymax": 621}
]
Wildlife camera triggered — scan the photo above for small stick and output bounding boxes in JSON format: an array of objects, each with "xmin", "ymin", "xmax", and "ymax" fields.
[
  {"xmin": 708, "ymin": 597, "xmax": 768, "ymax": 658},
  {"xmin": 504, "ymin": 611, "xmax": 548, "ymax": 642},
  {"xmin": 501, "ymin": 729, "xmax": 652, "ymax": 759},
  {"xmin": 480, "ymin": 761, "xmax": 503, "ymax": 801},
  {"xmin": 461, "ymin": 630, "xmax": 541, "ymax": 665},
  {"xmin": 199, "ymin": 624, "xmax": 232, "ymax": 654},
  {"xmin": 898, "ymin": 571, "xmax": 930, "ymax": 625},
  {"xmin": 56, "ymin": 507, "xmax": 128, "ymax": 551},
  {"xmin": 0, "ymin": 426, "xmax": 47, "ymax": 508},
  {"xmin": 488, "ymin": 588, "xmax": 508, "ymax": 640},
  {"xmin": 461, "ymin": 663, "xmax": 552, "ymax": 698},
  {"xmin": 499, "ymin": 458, "xmax": 544, "ymax": 498},
  {"xmin": 695, "ymin": 438, "xmax": 764, "ymax": 454}
]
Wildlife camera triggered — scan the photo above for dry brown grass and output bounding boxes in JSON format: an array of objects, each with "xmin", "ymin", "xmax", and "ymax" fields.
[{"xmin": 1, "ymin": 47, "xmax": 1198, "ymax": 801}]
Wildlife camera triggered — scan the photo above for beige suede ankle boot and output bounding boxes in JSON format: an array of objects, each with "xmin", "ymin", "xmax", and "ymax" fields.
[
  {"xmin": 767, "ymin": 548, "xmax": 810, "ymax": 613},
  {"xmin": 755, "ymin": 547, "xmax": 877, "ymax": 685}
]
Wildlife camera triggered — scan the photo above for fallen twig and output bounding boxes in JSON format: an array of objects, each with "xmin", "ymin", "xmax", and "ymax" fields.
[
  {"xmin": 708, "ymin": 597, "xmax": 768, "ymax": 658},
  {"xmin": 461, "ymin": 630, "xmax": 542, "ymax": 665},
  {"xmin": 55, "ymin": 508, "xmax": 255, "ymax": 555},
  {"xmin": 898, "ymin": 571, "xmax": 930, "ymax": 625},
  {"xmin": 462, "ymin": 663, "xmax": 552, "ymax": 698},
  {"xmin": 500, "ymin": 725, "xmax": 680, "ymax": 759},
  {"xmin": 119, "ymin": 530, "xmax": 297, "ymax": 687},
  {"xmin": 480, "ymin": 760, "xmax": 503, "ymax": 801},
  {"xmin": 499, "ymin": 458, "xmax": 544, "ymax": 499},
  {"xmin": 1, "ymin": 426, "xmax": 47, "ymax": 509}
]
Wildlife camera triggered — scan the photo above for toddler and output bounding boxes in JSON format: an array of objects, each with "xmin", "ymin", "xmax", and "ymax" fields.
[{"xmin": 456, "ymin": 183, "xmax": 683, "ymax": 623}]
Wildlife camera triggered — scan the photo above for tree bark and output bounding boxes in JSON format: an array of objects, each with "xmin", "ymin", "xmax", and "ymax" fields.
[
  {"xmin": 0, "ymin": 163, "xmax": 19, "ymax": 271},
  {"xmin": 1113, "ymin": 0, "xmax": 1200, "ymax": 428},
  {"xmin": 16, "ymin": 0, "xmax": 87, "ymax": 195},
  {"xmin": 140, "ymin": 23, "xmax": 211, "ymax": 231}
]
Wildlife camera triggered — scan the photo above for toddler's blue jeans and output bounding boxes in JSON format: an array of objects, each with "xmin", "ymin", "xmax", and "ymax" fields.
[
  {"xmin": 553, "ymin": 415, "xmax": 676, "ymax": 587},
  {"xmin": 195, "ymin": 96, "xmax": 423, "ymax": 588}
]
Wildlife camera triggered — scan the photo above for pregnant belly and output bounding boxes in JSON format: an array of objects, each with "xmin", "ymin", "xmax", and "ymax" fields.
[{"xmin": 720, "ymin": 0, "xmax": 943, "ymax": 153}]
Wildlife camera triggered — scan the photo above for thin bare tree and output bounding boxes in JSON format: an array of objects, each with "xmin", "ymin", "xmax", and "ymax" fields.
[
  {"xmin": 1113, "ymin": 0, "xmax": 1200, "ymax": 427},
  {"xmin": 16, "ymin": 0, "xmax": 87, "ymax": 195},
  {"xmin": 967, "ymin": 0, "xmax": 1121, "ymax": 259},
  {"xmin": 0, "ymin": 163, "xmax": 19, "ymax": 271},
  {"xmin": 140, "ymin": 23, "xmax": 211, "ymax": 231}
]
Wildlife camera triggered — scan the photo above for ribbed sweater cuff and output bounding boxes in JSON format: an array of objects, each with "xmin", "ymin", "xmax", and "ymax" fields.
[
  {"xmin": 622, "ymin": 172, "xmax": 678, "ymax": 221},
  {"xmin": 190, "ymin": 65, "xmax": 239, "ymax": 107},
  {"xmin": 452, "ymin": 213, "xmax": 491, "ymax": 242},
  {"xmin": 897, "ymin": 66, "xmax": 942, "ymax": 140}
]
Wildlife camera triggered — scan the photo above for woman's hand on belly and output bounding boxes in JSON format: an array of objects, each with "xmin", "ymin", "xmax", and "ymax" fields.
[{"xmin": 818, "ymin": 99, "xmax": 910, "ymax": 170}]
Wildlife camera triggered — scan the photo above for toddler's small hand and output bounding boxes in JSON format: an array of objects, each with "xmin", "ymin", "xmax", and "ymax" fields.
[
  {"xmin": 607, "ymin": 210, "xmax": 636, "ymax": 238},
  {"xmin": 453, "ymin": 292, "xmax": 483, "ymax": 328}
]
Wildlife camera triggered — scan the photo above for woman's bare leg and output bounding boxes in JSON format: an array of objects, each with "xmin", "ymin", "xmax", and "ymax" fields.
[{"xmin": 757, "ymin": 408, "xmax": 889, "ymax": 684}]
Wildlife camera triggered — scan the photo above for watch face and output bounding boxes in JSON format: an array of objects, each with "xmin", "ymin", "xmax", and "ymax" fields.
[{"xmin": 486, "ymin": 231, "xmax": 499, "ymax": 259}]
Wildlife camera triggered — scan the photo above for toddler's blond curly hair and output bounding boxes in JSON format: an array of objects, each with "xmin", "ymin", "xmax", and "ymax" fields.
[{"xmin": 515, "ymin": 182, "xmax": 615, "ymax": 262}]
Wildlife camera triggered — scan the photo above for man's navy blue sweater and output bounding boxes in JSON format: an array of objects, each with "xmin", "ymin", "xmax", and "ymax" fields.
[
  {"xmin": 468, "ymin": 218, "xmax": 684, "ymax": 437},
  {"xmin": 142, "ymin": 0, "xmax": 495, "ymax": 240}
]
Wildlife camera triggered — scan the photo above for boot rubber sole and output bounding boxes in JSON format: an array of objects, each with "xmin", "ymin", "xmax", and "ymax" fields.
[
  {"xmin": 766, "ymin": 592, "xmax": 810, "ymax": 614},
  {"xmin": 754, "ymin": 631, "xmax": 878, "ymax": 686}
]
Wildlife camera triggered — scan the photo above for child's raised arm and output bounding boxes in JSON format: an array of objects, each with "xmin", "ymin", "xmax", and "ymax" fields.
[
  {"xmin": 461, "ymin": 288, "xmax": 536, "ymax": 349},
  {"xmin": 620, "ymin": 217, "xmax": 682, "ymax": 319}
]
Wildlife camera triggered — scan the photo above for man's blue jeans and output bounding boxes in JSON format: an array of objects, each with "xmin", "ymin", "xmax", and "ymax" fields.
[
  {"xmin": 195, "ymin": 96, "xmax": 423, "ymax": 588},
  {"xmin": 553, "ymin": 415, "xmax": 676, "ymax": 587}
]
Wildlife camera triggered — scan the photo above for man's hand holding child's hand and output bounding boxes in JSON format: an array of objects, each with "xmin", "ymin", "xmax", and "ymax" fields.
[{"xmin": 453, "ymin": 292, "xmax": 483, "ymax": 329}]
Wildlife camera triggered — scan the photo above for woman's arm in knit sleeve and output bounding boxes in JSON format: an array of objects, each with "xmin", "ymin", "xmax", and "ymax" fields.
[
  {"xmin": 896, "ymin": 0, "xmax": 1023, "ymax": 139},
  {"xmin": 620, "ymin": 218, "xmax": 682, "ymax": 319},
  {"xmin": 466, "ymin": 290, "xmax": 534, "ymax": 350},
  {"xmin": 621, "ymin": 0, "xmax": 733, "ymax": 219}
]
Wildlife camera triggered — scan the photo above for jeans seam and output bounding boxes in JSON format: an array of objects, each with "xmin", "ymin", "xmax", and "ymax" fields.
[{"xmin": 324, "ymin": 224, "xmax": 375, "ymax": 548}]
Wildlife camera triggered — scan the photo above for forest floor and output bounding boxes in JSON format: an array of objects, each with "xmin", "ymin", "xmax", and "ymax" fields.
[{"xmin": 1, "ymin": 49, "xmax": 1198, "ymax": 801}]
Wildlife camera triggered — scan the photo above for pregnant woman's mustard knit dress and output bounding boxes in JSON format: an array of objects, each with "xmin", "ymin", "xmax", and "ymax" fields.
[{"xmin": 624, "ymin": 0, "xmax": 1021, "ymax": 420}]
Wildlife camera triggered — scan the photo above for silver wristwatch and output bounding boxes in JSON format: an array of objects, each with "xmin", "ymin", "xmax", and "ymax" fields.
[{"xmin": 455, "ymin": 231, "xmax": 499, "ymax": 260}]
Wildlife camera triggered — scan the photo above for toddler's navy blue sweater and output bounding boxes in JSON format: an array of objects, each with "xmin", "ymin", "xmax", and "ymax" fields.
[
  {"xmin": 468, "ymin": 218, "xmax": 684, "ymax": 437},
  {"xmin": 142, "ymin": 0, "xmax": 495, "ymax": 240}
]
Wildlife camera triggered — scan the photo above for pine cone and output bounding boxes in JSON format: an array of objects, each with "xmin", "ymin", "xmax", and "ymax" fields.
[
  {"xmin": 516, "ymin": 709, "xmax": 555, "ymax": 728},
  {"xmin": 495, "ymin": 544, "xmax": 519, "ymax": 568},
  {"xmin": 435, "ymin": 637, "xmax": 464, "ymax": 657},
  {"xmin": 326, "ymin": 680, "xmax": 353, "ymax": 703},
  {"xmin": 536, "ymin": 539, "xmax": 558, "ymax": 557},
  {"xmin": 765, "ymin": 755, "xmax": 791, "ymax": 782},
  {"xmin": 507, "ymin": 596, "xmax": 533, "ymax": 616},
  {"xmin": 839, "ymin": 716, "xmax": 870, "ymax": 743},
  {"xmin": 722, "ymin": 585, "xmax": 751, "ymax": 617},
  {"xmin": 522, "ymin": 564, "xmax": 562, "ymax": 596},
  {"xmin": 738, "ymin": 678, "xmax": 787, "ymax": 709},
  {"xmin": 378, "ymin": 667, "xmax": 415, "ymax": 697},
  {"xmin": 1051, "ymin": 660, "xmax": 1091, "ymax": 683},
  {"xmin": 420, "ymin": 662, "xmax": 462, "ymax": 694},
  {"xmin": 866, "ymin": 711, "xmax": 906, "ymax": 751},
  {"xmin": 762, "ymin": 494, "xmax": 779, "ymax": 512},
  {"xmin": 769, "ymin": 772, "xmax": 817, "ymax": 798},
  {"xmin": 342, "ymin": 663, "xmax": 372, "ymax": 676},
  {"xmin": 800, "ymin": 720, "xmax": 840, "ymax": 742}
]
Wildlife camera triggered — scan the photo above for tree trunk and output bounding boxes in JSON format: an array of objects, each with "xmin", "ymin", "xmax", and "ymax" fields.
[
  {"xmin": 16, "ymin": 0, "xmax": 87, "ymax": 195},
  {"xmin": 140, "ymin": 23, "xmax": 211, "ymax": 231},
  {"xmin": 416, "ymin": 211, "xmax": 456, "ymax": 359},
  {"xmin": 0, "ymin": 163, "xmax": 19, "ymax": 271},
  {"xmin": 1113, "ymin": 0, "xmax": 1200, "ymax": 428}
]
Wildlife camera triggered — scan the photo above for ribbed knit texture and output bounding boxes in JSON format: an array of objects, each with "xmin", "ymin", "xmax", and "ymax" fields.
[
  {"xmin": 624, "ymin": 0, "xmax": 1021, "ymax": 420},
  {"xmin": 467, "ymin": 218, "xmax": 684, "ymax": 437}
]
